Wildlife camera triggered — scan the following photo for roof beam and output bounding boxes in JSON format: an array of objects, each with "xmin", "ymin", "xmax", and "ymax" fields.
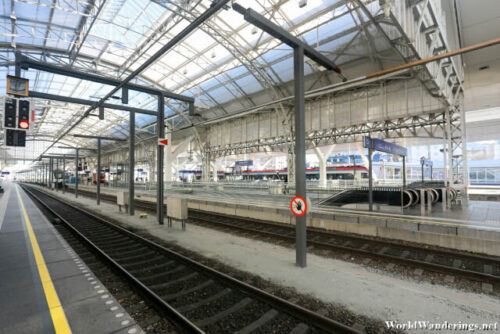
[
  {"xmin": 70, "ymin": 0, "xmax": 107, "ymax": 64},
  {"xmin": 17, "ymin": 56, "xmax": 194, "ymax": 103},
  {"xmin": 233, "ymin": 3, "xmax": 346, "ymax": 81},
  {"xmin": 73, "ymin": 134, "xmax": 126, "ymax": 141},
  {"xmin": 29, "ymin": 91, "xmax": 157, "ymax": 116}
]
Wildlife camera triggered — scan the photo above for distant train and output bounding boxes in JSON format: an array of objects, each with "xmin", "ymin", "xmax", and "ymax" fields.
[
  {"xmin": 179, "ymin": 166, "xmax": 368, "ymax": 182},
  {"xmin": 92, "ymin": 172, "xmax": 106, "ymax": 184}
]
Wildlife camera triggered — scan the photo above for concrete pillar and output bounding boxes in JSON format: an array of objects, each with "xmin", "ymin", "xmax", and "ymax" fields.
[
  {"xmin": 202, "ymin": 152, "xmax": 210, "ymax": 182},
  {"xmin": 314, "ymin": 145, "xmax": 335, "ymax": 188},
  {"xmin": 164, "ymin": 125, "xmax": 172, "ymax": 182},
  {"xmin": 287, "ymin": 146, "xmax": 295, "ymax": 183},
  {"xmin": 211, "ymin": 161, "xmax": 219, "ymax": 182}
]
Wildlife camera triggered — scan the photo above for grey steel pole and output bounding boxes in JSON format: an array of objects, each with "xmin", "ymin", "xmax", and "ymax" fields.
[
  {"xmin": 129, "ymin": 111, "xmax": 135, "ymax": 215},
  {"xmin": 352, "ymin": 155, "xmax": 356, "ymax": 180},
  {"xmin": 75, "ymin": 149, "xmax": 79, "ymax": 198},
  {"xmin": 50, "ymin": 157, "xmax": 53, "ymax": 189},
  {"xmin": 62, "ymin": 156, "xmax": 66, "ymax": 193},
  {"xmin": 421, "ymin": 163, "xmax": 424, "ymax": 183},
  {"xmin": 157, "ymin": 94, "xmax": 165, "ymax": 224},
  {"xmin": 402, "ymin": 155, "xmax": 406, "ymax": 188},
  {"xmin": 97, "ymin": 139, "xmax": 101, "ymax": 205},
  {"xmin": 294, "ymin": 46, "xmax": 307, "ymax": 268},
  {"xmin": 56, "ymin": 158, "xmax": 59, "ymax": 191},
  {"xmin": 368, "ymin": 147, "xmax": 373, "ymax": 211}
]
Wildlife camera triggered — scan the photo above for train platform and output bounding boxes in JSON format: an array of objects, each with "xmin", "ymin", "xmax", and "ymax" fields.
[
  {"xmin": 27, "ymin": 183, "xmax": 500, "ymax": 328},
  {"xmin": 62, "ymin": 183, "xmax": 500, "ymax": 256},
  {"xmin": 0, "ymin": 182, "xmax": 143, "ymax": 334}
]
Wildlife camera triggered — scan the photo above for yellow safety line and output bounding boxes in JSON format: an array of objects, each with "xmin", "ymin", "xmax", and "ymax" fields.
[{"xmin": 15, "ymin": 186, "xmax": 72, "ymax": 334}]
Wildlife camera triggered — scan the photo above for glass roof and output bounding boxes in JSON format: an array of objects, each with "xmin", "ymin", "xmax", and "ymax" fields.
[{"xmin": 0, "ymin": 0, "xmax": 390, "ymax": 161}]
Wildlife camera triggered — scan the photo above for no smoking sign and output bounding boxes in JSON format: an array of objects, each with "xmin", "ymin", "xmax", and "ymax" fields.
[{"xmin": 290, "ymin": 196, "xmax": 307, "ymax": 217}]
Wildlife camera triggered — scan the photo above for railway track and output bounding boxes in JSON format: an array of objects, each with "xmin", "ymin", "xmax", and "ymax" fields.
[
  {"xmin": 70, "ymin": 186, "xmax": 500, "ymax": 289},
  {"xmin": 22, "ymin": 185, "xmax": 359, "ymax": 334},
  {"xmin": 188, "ymin": 212, "xmax": 500, "ymax": 287}
]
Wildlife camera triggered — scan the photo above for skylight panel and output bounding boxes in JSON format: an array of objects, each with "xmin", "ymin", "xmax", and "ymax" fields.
[
  {"xmin": 215, "ymin": 9, "xmax": 245, "ymax": 30},
  {"xmin": 51, "ymin": 10, "xmax": 80, "ymax": 29},
  {"xmin": 183, "ymin": 29, "xmax": 215, "ymax": 53},
  {"xmin": 0, "ymin": 1, "xmax": 11, "ymax": 17},
  {"xmin": 233, "ymin": 75, "xmax": 263, "ymax": 96},
  {"xmin": 281, "ymin": 0, "xmax": 336, "ymax": 24},
  {"xmin": 15, "ymin": 1, "xmax": 49, "ymax": 21}
]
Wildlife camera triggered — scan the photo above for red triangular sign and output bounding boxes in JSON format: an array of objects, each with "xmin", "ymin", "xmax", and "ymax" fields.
[{"xmin": 158, "ymin": 139, "xmax": 168, "ymax": 146}]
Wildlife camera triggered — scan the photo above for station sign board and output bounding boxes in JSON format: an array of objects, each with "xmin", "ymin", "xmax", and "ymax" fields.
[
  {"xmin": 6, "ymin": 76, "xmax": 29, "ymax": 97},
  {"xmin": 420, "ymin": 158, "xmax": 433, "ymax": 167},
  {"xmin": 363, "ymin": 136, "xmax": 407, "ymax": 156},
  {"xmin": 235, "ymin": 160, "xmax": 253, "ymax": 167}
]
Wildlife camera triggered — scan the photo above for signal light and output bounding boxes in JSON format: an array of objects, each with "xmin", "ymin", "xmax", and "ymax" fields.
[
  {"xmin": 19, "ymin": 119, "xmax": 29, "ymax": 129},
  {"xmin": 18, "ymin": 100, "xmax": 30, "ymax": 130}
]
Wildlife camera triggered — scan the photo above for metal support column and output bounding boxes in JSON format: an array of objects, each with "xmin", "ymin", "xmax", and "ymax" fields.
[
  {"xmin": 56, "ymin": 158, "xmax": 59, "ymax": 191},
  {"xmin": 402, "ymin": 155, "xmax": 406, "ymax": 188},
  {"xmin": 368, "ymin": 147, "xmax": 373, "ymax": 211},
  {"xmin": 421, "ymin": 159, "xmax": 425, "ymax": 183},
  {"xmin": 97, "ymin": 139, "xmax": 101, "ymax": 205},
  {"xmin": 129, "ymin": 111, "xmax": 135, "ymax": 216},
  {"xmin": 294, "ymin": 46, "xmax": 307, "ymax": 268},
  {"xmin": 49, "ymin": 157, "xmax": 53, "ymax": 189},
  {"xmin": 62, "ymin": 156, "xmax": 66, "ymax": 193},
  {"xmin": 157, "ymin": 94, "xmax": 165, "ymax": 224},
  {"xmin": 75, "ymin": 149, "xmax": 79, "ymax": 198}
]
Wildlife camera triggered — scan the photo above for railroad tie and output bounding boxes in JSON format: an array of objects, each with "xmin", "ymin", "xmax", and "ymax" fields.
[
  {"xmin": 360, "ymin": 243, "xmax": 370, "ymax": 251},
  {"xmin": 290, "ymin": 323, "xmax": 310, "ymax": 334},
  {"xmin": 195, "ymin": 297, "xmax": 253, "ymax": 327},
  {"xmin": 377, "ymin": 246, "xmax": 388, "ymax": 255},
  {"xmin": 162, "ymin": 280, "xmax": 214, "ymax": 301},
  {"xmin": 177, "ymin": 288, "xmax": 232, "ymax": 313},
  {"xmin": 149, "ymin": 272, "xmax": 198, "ymax": 290},
  {"xmin": 234, "ymin": 309, "xmax": 279, "ymax": 334},
  {"xmin": 139, "ymin": 264, "xmax": 185, "ymax": 282}
]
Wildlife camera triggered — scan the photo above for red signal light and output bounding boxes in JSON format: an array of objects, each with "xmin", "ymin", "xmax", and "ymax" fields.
[{"xmin": 19, "ymin": 119, "xmax": 29, "ymax": 129}]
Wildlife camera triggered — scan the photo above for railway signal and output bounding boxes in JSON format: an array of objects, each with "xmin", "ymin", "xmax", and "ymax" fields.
[
  {"xmin": 5, "ymin": 129, "xmax": 26, "ymax": 147},
  {"xmin": 4, "ymin": 98, "xmax": 16, "ymax": 128},
  {"xmin": 18, "ymin": 99, "xmax": 30, "ymax": 129}
]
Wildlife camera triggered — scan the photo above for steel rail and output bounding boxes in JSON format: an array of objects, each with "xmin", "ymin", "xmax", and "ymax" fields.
[
  {"xmin": 22, "ymin": 184, "xmax": 361, "ymax": 334},
  {"xmin": 41, "ymin": 186, "xmax": 500, "ymax": 284},
  {"xmin": 189, "ymin": 211, "xmax": 500, "ymax": 284},
  {"xmin": 22, "ymin": 185, "xmax": 204, "ymax": 334}
]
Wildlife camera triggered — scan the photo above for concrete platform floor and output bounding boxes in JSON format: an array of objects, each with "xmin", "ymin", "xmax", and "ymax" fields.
[
  {"xmin": 40, "ymin": 185, "xmax": 500, "ymax": 329},
  {"xmin": 0, "ymin": 182, "xmax": 143, "ymax": 334}
]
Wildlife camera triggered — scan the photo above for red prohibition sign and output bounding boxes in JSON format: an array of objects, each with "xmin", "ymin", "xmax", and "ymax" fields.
[{"xmin": 290, "ymin": 196, "xmax": 307, "ymax": 217}]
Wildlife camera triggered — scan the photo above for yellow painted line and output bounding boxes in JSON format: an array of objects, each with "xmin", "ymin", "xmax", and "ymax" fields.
[{"xmin": 15, "ymin": 186, "xmax": 72, "ymax": 334}]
